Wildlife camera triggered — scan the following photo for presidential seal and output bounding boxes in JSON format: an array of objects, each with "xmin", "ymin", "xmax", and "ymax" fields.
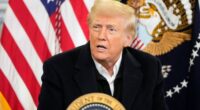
[
  {"xmin": 66, "ymin": 93, "xmax": 125, "ymax": 110},
  {"xmin": 128, "ymin": 0, "xmax": 196, "ymax": 56}
]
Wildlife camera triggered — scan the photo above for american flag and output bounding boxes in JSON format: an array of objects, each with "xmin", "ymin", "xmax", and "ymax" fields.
[{"xmin": 0, "ymin": 0, "xmax": 95, "ymax": 109}]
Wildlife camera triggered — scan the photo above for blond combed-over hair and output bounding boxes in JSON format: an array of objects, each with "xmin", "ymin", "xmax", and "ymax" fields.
[{"xmin": 87, "ymin": 0, "xmax": 136, "ymax": 37}]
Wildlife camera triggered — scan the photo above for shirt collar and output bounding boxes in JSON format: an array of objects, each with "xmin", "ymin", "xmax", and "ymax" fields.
[{"xmin": 92, "ymin": 52, "xmax": 122, "ymax": 83}]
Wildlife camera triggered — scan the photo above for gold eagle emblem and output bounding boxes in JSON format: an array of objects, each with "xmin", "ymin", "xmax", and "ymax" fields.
[{"xmin": 127, "ymin": 0, "xmax": 196, "ymax": 56}]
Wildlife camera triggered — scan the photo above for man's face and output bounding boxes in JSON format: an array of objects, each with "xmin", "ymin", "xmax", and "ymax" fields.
[{"xmin": 89, "ymin": 15, "xmax": 131, "ymax": 63}]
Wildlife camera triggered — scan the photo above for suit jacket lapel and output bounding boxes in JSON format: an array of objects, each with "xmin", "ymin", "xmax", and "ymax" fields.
[
  {"xmin": 122, "ymin": 49, "xmax": 143, "ymax": 109},
  {"xmin": 73, "ymin": 43, "xmax": 98, "ymax": 94}
]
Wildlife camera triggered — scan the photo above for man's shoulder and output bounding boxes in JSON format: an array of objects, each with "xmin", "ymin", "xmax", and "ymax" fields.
[
  {"xmin": 125, "ymin": 47, "xmax": 162, "ymax": 81},
  {"xmin": 125, "ymin": 47, "xmax": 160, "ymax": 64}
]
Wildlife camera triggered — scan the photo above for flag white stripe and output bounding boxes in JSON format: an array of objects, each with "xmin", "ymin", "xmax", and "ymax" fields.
[
  {"xmin": 139, "ymin": 44, "xmax": 145, "ymax": 50},
  {"xmin": 135, "ymin": 45, "xmax": 140, "ymax": 49},
  {"xmin": 23, "ymin": 0, "xmax": 58, "ymax": 55},
  {"xmin": 61, "ymin": 0, "xmax": 87, "ymax": 47},
  {"xmin": 83, "ymin": 0, "xmax": 95, "ymax": 12},
  {"xmin": 0, "ymin": 45, "xmax": 37, "ymax": 110},
  {"xmin": 135, "ymin": 43, "xmax": 142, "ymax": 49},
  {"xmin": 5, "ymin": 6, "xmax": 42, "ymax": 85}
]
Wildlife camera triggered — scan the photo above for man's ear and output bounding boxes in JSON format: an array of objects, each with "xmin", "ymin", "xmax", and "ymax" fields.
[{"xmin": 123, "ymin": 34, "xmax": 133, "ymax": 47}]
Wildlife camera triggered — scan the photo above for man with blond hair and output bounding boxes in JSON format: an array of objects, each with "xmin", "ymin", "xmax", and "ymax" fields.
[{"xmin": 38, "ymin": 0, "xmax": 167, "ymax": 110}]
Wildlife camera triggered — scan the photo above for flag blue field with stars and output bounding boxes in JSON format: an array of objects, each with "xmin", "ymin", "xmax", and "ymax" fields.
[
  {"xmin": 187, "ymin": 0, "xmax": 200, "ymax": 110},
  {"xmin": 41, "ymin": 0, "xmax": 64, "ymax": 16}
]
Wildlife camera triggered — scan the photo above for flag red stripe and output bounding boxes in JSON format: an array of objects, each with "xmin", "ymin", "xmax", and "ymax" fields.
[
  {"xmin": 9, "ymin": 0, "xmax": 51, "ymax": 62},
  {"xmin": 131, "ymin": 37, "xmax": 138, "ymax": 47},
  {"xmin": 70, "ymin": 0, "xmax": 89, "ymax": 40},
  {"xmin": 60, "ymin": 19, "xmax": 75, "ymax": 51},
  {"xmin": 132, "ymin": 37, "xmax": 138, "ymax": 43},
  {"xmin": 0, "ymin": 69, "xmax": 24, "ymax": 110},
  {"xmin": 133, "ymin": 39, "xmax": 141, "ymax": 49},
  {"xmin": 1, "ymin": 27, "xmax": 40, "ymax": 106},
  {"xmin": 50, "ymin": 13, "xmax": 75, "ymax": 51}
]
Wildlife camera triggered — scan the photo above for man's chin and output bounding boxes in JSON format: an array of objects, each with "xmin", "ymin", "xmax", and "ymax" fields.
[{"xmin": 92, "ymin": 54, "xmax": 108, "ymax": 61}]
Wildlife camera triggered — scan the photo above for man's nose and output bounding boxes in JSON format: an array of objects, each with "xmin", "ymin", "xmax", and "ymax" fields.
[{"xmin": 98, "ymin": 28, "xmax": 107, "ymax": 40}]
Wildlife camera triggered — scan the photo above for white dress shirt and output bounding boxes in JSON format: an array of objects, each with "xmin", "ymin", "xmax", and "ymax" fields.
[{"xmin": 92, "ymin": 52, "xmax": 122, "ymax": 95}]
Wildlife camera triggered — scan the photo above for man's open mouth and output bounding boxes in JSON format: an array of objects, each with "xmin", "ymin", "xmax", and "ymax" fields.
[{"xmin": 97, "ymin": 45, "xmax": 107, "ymax": 49}]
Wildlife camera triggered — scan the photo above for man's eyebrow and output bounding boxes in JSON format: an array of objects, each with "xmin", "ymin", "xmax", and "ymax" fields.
[
  {"xmin": 106, "ymin": 25, "xmax": 115, "ymax": 27},
  {"xmin": 106, "ymin": 24, "xmax": 118, "ymax": 29},
  {"xmin": 93, "ymin": 24, "xmax": 102, "ymax": 27}
]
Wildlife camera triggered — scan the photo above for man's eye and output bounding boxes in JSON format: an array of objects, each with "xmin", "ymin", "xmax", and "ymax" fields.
[
  {"xmin": 109, "ymin": 28, "xmax": 116, "ymax": 31},
  {"xmin": 108, "ymin": 28, "xmax": 117, "ymax": 33},
  {"xmin": 92, "ymin": 25, "xmax": 100, "ymax": 31}
]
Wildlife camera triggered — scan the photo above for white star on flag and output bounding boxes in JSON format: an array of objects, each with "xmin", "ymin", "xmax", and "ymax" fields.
[
  {"xmin": 173, "ymin": 85, "xmax": 181, "ymax": 93},
  {"xmin": 192, "ymin": 50, "xmax": 199, "ymax": 58},
  {"xmin": 166, "ymin": 90, "xmax": 173, "ymax": 98},
  {"xmin": 161, "ymin": 65, "xmax": 171, "ymax": 78},
  {"xmin": 195, "ymin": 41, "xmax": 200, "ymax": 50},
  {"xmin": 189, "ymin": 58, "xmax": 194, "ymax": 66},
  {"xmin": 181, "ymin": 80, "xmax": 188, "ymax": 88}
]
